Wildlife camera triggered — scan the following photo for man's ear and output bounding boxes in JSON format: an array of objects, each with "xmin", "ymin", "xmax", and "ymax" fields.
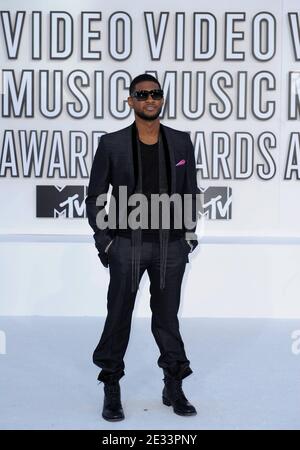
[{"xmin": 127, "ymin": 96, "xmax": 133, "ymax": 108}]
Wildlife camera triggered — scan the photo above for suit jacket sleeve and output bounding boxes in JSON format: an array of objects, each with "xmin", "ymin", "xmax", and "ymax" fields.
[
  {"xmin": 183, "ymin": 133, "xmax": 201, "ymax": 241},
  {"xmin": 85, "ymin": 136, "xmax": 113, "ymax": 254}
]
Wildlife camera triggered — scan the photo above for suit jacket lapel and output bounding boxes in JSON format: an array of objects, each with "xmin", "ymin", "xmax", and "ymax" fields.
[
  {"xmin": 120, "ymin": 122, "xmax": 136, "ymax": 192},
  {"xmin": 160, "ymin": 123, "xmax": 176, "ymax": 194}
]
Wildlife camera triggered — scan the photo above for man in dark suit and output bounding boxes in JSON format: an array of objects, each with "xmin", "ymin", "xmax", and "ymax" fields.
[{"xmin": 85, "ymin": 74, "xmax": 201, "ymax": 421}]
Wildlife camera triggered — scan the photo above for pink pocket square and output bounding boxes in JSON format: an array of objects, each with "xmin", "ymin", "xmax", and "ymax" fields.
[{"xmin": 175, "ymin": 159, "xmax": 186, "ymax": 166}]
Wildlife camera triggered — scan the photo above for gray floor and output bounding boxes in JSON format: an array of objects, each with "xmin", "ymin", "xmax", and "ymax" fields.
[{"xmin": 0, "ymin": 317, "xmax": 299, "ymax": 430}]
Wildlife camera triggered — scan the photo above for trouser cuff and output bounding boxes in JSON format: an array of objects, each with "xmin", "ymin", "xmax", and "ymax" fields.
[
  {"xmin": 97, "ymin": 369, "xmax": 125, "ymax": 384},
  {"xmin": 163, "ymin": 363, "xmax": 193, "ymax": 381}
]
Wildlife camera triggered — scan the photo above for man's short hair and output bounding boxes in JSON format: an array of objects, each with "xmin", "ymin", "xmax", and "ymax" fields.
[{"xmin": 129, "ymin": 74, "xmax": 161, "ymax": 95}]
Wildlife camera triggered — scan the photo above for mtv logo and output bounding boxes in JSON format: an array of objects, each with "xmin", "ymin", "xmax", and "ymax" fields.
[
  {"xmin": 199, "ymin": 186, "xmax": 232, "ymax": 219},
  {"xmin": 36, "ymin": 185, "xmax": 87, "ymax": 218}
]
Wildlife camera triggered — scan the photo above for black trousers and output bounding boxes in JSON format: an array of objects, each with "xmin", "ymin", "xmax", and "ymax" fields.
[{"xmin": 93, "ymin": 235, "xmax": 193, "ymax": 383}]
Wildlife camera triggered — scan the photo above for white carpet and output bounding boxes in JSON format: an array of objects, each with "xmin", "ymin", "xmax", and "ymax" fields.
[{"xmin": 0, "ymin": 317, "xmax": 299, "ymax": 430}]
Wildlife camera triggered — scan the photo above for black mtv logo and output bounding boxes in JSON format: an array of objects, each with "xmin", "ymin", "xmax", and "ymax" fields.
[
  {"xmin": 36, "ymin": 185, "xmax": 87, "ymax": 218},
  {"xmin": 200, "ymin": 186, "xmax": 232, "ymax": 219}
]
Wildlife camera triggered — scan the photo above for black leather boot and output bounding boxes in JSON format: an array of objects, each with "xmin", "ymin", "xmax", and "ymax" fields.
[
  {"xmin": 102, "ymin": 380, "xmax": 125, "ymax": 421},
  {"xmin": 162, "ymin": 376, "xmax": 197, "ymax": 416}
]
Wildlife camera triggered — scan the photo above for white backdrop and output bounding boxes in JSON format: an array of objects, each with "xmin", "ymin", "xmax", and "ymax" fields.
[{"xmin": 0, "ymin": 0, "xmax": 300, "ymax": 317}]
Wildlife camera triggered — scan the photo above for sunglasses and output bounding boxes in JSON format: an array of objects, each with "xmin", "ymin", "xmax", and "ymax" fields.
[{"xmin": 131, "ymin": 89, "xmax": 164, "ymax": 101}]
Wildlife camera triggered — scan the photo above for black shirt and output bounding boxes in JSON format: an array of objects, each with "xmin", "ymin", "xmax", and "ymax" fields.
[
  {"xmin": 140, "ymin": 140, "xmax": 160, "ymax": 195},
  {"xmin": 140, "ymin": 139, "xmax": 160, "ymax": 239}
]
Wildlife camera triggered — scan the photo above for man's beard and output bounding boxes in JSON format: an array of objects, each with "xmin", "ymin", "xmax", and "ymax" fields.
[{"xmin": 135, "ymin": 106, "xmax": 163, "ymax": 121}]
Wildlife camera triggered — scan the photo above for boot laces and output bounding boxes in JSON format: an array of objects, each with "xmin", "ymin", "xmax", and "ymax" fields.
[
  {"xmin": 104, "ymin": 382, "xmax": 121, "ymax": 407},
  {"xmin": 173, "ymin": 380, "xmax": 185, "ymax": 399},
  {"xmin": 107, "ymin": 385, "xmax": 119, "ymax": 394},
  {"xmin": 164, "ymin": 378, "xmax": 186, "ymax": 401}
]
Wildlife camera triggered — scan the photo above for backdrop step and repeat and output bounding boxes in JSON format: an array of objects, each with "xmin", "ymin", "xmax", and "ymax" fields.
[{"xmin": 0, "ymin": 0, "xmax": 300, "ymax": 317}]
